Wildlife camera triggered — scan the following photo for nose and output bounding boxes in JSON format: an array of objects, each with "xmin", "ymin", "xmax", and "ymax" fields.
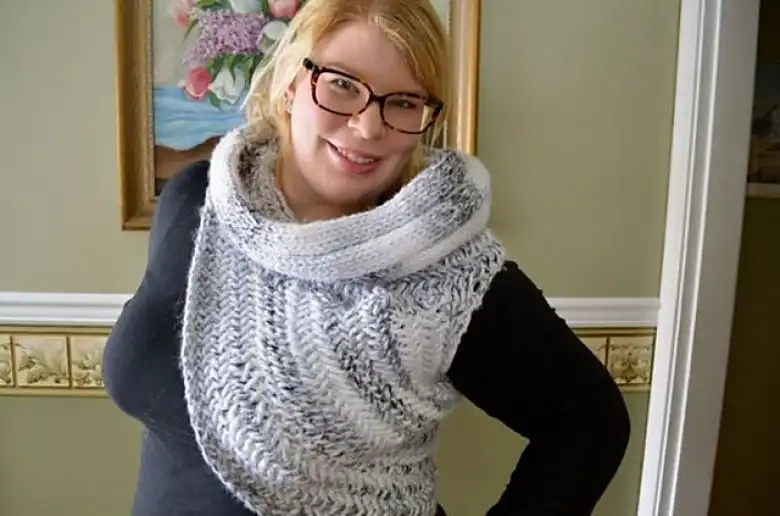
[{"xmin": 347, "ymin": 102, "xmax": 385, "ymax": 140}]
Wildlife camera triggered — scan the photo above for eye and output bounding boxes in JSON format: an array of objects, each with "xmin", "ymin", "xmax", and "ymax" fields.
[
  {"xmin": 328, "ymin": 77, "xmax": 359, "ymax": 94},
  {"xmin": 388, "ymin": 97, "xmax": 422, "ymax": 110}
]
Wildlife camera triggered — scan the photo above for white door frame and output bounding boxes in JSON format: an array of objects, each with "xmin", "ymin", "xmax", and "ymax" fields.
[{"xmin": 638, "ymin": 1, "xmax": 761, "ymax": 515}]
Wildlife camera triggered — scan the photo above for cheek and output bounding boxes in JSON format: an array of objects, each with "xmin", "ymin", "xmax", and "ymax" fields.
[
  {"xmin": 385, "ymin": 135, "xmax": 422, "ymax": 162},
  {"xmin": 293, "ymin": 93, "xmax": 345, "ymax": 141}
]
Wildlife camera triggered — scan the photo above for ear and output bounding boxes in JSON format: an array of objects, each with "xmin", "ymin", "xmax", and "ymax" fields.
[
  {"xmin": 285, "ymin": 70, "xmax": 304, "ymax": 99},
  {"xmin": 284, "ymin": 86, "xmax": 295, "ymax": 113}
]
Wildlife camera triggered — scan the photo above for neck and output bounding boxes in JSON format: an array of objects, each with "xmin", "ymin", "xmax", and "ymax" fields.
[{"xmin": 276, "ymin": 155, "xmax": 374, "ymax": 222}]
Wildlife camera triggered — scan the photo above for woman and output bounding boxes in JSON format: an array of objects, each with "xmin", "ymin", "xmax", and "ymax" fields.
[{"xmin": 103, "ymin": 0, "xmax": 630, "ymax": 514}]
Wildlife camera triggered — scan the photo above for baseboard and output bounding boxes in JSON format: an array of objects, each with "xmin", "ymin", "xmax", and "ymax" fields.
[
  {"xmin": 0, "ymin": 291, "xmax": 659, "ymax": 328},
  {"xmin": 0, "ymin": 292, "xmax": 659, "ymax": 397}
]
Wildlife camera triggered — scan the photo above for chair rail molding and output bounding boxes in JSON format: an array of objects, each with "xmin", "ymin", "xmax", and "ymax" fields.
[
  {"xmin": 0, "ymin": 291, "xmax": 659, "ymax": 328},
  {"xmin": 0, "ymin": 292, "xmax": 129, "ymax": 327}
]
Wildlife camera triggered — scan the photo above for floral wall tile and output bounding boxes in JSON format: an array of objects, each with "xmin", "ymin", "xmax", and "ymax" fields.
[
  {"xmin": 607, "ymin": 334, "xmax": 655, "ymax": 386},
  {"xmin": 580, "ymin": 336, "xmax": 608, "ymax": 364},
  {"xmin": 13, "ymin": 335, "xmax": 70, "ymax": 388},
  {"xmin": 0, "ymin": 334, "xmax": 13, "ymax": 386},
  {"xmin": 69, "ymin": 336, "xmax": 105, "ymax": 388},
  {"xmin": 0, "ymin": 326, "xmax": 656, "ymax": 396}
]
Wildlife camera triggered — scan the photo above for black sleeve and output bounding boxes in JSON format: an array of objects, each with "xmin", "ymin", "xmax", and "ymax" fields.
[
  {"xmin": 446, "ymin": 261, "xmax": 631, "ymax": 516},
  {"xmin": 102, "ymin": 162, "xmax": 209, "ymax": 442}
]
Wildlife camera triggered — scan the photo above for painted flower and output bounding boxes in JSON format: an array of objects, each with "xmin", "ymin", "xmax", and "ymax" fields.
[
  {"xmin": 256, "ymin": 19, "xmax": 289, "ymax": 54},
  {"xmin": 187, "ymin": 11, "xmax": 268, "ymax": 63},
  {"xmin": 228, "ymin": 0, "xmax": 262, "ymax": 13},
  {"xmin": 182, "ymin": 66, "xmax": 212, "ymax": 100},
  {"xmin": 169, "ymin": 0, "xmax": 196, "ymax": 28},
  {"xmin": 268, "ymin": 0, "xmax": 300, "ymax": 19},
  {"xmin": 209, "ymin": 68, "xmax": 247, "ymax": 104}
]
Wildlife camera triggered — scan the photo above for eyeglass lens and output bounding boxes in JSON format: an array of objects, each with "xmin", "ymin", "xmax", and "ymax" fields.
[{"xmin": 314, "ymin": 71, "xmax": 436, "ymax": 133}]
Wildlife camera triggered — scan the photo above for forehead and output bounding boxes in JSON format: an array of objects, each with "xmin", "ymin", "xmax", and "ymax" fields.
[{"xmin": 310, "ymin": 22, "xmax": 424, "ymax": 94}]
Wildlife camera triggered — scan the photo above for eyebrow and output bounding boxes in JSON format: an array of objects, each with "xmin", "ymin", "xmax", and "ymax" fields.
[{"xmin": 318, "ymin": 59, "xmax": 428, "ymax": 97}]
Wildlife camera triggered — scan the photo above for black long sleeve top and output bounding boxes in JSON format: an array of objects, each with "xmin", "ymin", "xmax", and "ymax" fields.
[{"xmin": 102, "ymin": 161, "xmax": 630, "ymax": 516}]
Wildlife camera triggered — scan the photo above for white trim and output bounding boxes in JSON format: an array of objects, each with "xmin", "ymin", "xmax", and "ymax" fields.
[
  {"xmin": 638, "ymin": 1, "xmax": 759, "ymax": 515},
  {"xmin": 0, "ymin": 293, "xmax": 129, "ymax": 327},
  {"xmin": 0, "ymin": 291, "xmax": 659, "ymax": 328},
  {"xmin": 549, "ymin": 297, "xmax": 658, "ymax": 328}
]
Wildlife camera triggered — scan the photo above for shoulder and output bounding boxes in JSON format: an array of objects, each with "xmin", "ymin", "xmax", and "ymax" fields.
[
  {"xmin": 461, "ymin": 258, "xmax": 578, "ymax": 344},
  {"xmin": 148, "ymin": 160, "xmax": 210, "ymax": 259},
  {"xmin": 476, "ymin": 260, "xmax": 544, "ymax": 313},
  {"xmin": 155, "ymin": 160, "xmax": 210, "ymax": 223},
  {"xmin": 450, "ymin": 258, "xmax": 572, "ymax": 374},
  {"xmin": 448, "ymin": 259, "xmax": 622, "ymax": 428}
]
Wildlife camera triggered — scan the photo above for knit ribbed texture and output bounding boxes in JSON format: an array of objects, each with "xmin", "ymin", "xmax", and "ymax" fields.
[{"xmin": 180, "ymin": 126, "xmax": 506, "ymax": 515}]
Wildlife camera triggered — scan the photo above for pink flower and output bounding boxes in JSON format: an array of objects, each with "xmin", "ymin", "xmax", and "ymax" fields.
[
  {"xmin": 169, "ymin": 0, "xmax": 196, "ymax": 28},
  {"xmin": 268, "ymin": 0, "xmax": 300, "ymax": 19},
  {"xmin": 182, "ymin": 66, "xmax": 212, "ymax": 100}
]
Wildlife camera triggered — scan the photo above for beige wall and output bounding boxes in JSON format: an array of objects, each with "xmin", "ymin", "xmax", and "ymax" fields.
[
  {"xmin": 0, "ymin": 1, "xmax": 147, "ymax": 294},
  {"xmin": 482, "ymin": 0, "xmax": 677, "ymax": 298},
  {"xmin": 0, "ymin": 0, "xmax": 680, "ymax": 515}
]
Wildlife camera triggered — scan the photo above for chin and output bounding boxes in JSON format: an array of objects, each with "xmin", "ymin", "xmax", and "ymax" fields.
[{"xmin": 318, "ymin": 182, "xmax": 384, "ymax": 209}]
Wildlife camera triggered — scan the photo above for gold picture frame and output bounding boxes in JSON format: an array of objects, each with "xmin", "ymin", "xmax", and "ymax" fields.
[{"xmin": 114, "ymin": 0, "xmax": 482, "ymax": 230}]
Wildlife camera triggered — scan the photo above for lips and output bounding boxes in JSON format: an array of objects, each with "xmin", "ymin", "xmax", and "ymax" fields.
[
  {"xmin": 329, "ymin": 143, "xmax": 381, "ymax": 164},
  {"xmin": 326, "ymin": 141, "xmax": 383, "ymax": 175}
]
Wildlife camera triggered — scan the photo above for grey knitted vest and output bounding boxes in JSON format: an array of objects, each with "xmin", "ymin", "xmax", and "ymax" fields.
[{"xmin": 180, "ymin": 126, "xmax": 506, "ymax": 515}]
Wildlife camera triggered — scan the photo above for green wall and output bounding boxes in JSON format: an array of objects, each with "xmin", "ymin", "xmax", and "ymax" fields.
[{"xmin": 0, "ymin": 0, "xmax": 680, "ymax": 514}]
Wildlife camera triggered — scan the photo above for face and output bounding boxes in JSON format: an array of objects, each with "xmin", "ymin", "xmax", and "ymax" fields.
[{"xmin": 285, "ymin": 22, "xmax": 428, "ymax": 213}]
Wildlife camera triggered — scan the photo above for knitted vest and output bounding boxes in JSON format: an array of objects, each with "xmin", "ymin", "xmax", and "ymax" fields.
[{"xmin": 180, "ymin": 127, "xmax": 506, "ymax": 515}]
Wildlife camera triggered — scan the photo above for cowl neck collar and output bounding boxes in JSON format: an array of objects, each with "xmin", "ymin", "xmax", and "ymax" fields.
[{"xmin": 206, "ymin": 126, "xmax": 494, "ymax": 282}]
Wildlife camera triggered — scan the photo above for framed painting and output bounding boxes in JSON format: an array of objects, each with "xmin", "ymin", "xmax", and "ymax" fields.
[
  {"xmin": 747, "ymin": 60, "xmax": 780, "ymax": 198},
  {"xmin": 747, "ymin": 2, "xmax": 780, "ymax": 198},
  {"xmin": 115, "ymin": 0, "xmax": 481, "ymax": 229}
]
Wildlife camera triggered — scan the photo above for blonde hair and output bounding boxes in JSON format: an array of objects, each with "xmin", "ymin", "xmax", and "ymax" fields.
[{"xmin": 243, "ymin": 0, "xmax": 450, "ymax": 185}]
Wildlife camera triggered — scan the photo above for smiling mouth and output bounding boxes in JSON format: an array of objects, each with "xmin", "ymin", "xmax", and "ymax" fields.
[{"xmin": 328, "ymin": 142, "xmax": 381, "ymax": 165}]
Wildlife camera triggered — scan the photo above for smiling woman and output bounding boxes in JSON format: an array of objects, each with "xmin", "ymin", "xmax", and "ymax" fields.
[
  {"xmin": 114, "ymin": 0, "xmax": 480, "ymax": 229},
  {"xmin": 105, "ymin": 1, "xmax": 631, "ymax": 515}
]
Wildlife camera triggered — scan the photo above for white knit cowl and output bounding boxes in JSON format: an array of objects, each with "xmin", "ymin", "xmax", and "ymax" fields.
[{"xmin": 180, "ymin": 126, "xmax": 506, "ymax": 515}]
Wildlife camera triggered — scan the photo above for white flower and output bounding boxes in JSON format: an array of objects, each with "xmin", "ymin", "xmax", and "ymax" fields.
[
  {"xmin": 256, "ymin": 20, "xmax": 289, "ymax": 54},
  {"xmin": 209, "ymin": 68, "xmax": 247, "ymax": 105},
  {"xmin": 228, "ymin": 0, "xmax": 261, "ymax": 13}
]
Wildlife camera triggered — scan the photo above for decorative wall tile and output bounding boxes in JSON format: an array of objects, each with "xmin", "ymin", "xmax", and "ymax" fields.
[
  {"xmin": 13, "ymin": 335, "xmax": 70, "ymax": 388},
  {"xmin": 0, "ymin": 325, "xmax": 655, "ymax": 396},
  {"xmin": 0, "ymin": 328, "xmax": 108, "ymax": 396},
  {"xmin": 69, "ymin": 336, "xmax": 105, "ymax": 388},
  {"xmin": 580, "ymin": 336, "xmax": 608, "ymax": 364},
  {"xmin": 0, "ymin": 334, "xmax": 12, "ymax": 386},
  {"xmin": 607, "ymin": 334, "xmax": 655, "ymax": 386}
]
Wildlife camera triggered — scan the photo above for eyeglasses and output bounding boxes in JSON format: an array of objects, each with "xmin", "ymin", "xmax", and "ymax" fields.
[{"xmin": 302, "ymin": 57, "xmax": 443, "ymax": 135}]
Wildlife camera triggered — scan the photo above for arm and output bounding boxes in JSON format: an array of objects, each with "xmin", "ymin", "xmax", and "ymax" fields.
[
  {"xmin": 447, "ymin": 261, "xmax": 631, "ymax": 515},
  {"xmin": 102, "ymin": 162, "xmax": 209, "ymax": 440}
]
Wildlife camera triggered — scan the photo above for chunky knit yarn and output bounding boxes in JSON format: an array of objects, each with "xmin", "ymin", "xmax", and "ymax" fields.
[{"xmin": 180, "ymin": 126, "xmax": 506, "ymax": 515}]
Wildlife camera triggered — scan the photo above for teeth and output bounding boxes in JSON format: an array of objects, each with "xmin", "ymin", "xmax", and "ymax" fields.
[{"xmin": 335, "ymin": 146, "xmax": 377, "ymax": 164}]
